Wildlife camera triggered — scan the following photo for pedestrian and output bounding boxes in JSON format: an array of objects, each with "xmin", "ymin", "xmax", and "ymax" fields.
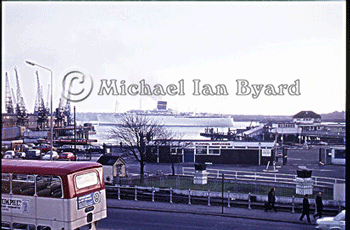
[
  {"xmin": 300, "ymin": 194, "xmax": 311, "ymax": 223},
  {"xmin": 313, "ymin": 192, "xmax": 323, "ymax": 219},
  {"xmin": 265, "ymin": 187, "xmax": 277, "ymax": 212}
]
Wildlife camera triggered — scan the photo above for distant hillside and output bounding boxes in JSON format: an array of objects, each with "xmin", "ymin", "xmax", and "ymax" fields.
[
  {"xmin": 231, "ymin": 114, "xmax": 292, "ymax": 122},
  {"xmin": 76, "ymin": 112, "xmax": 99, "ymax": 121},
  {"xmin": 320, "ymin": 111, "xmax": 346, "ymax": 122}
]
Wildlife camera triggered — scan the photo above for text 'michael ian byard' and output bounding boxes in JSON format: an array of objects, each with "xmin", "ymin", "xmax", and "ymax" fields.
[{"xmin": 97, "ymin": 79, "xmax": 301, "ymax": 99}]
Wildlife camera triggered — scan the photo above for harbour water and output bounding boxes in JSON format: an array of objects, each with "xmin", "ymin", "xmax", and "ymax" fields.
[{"xmin": 89, "ymin": 121, "xmax": 260, "ymax": 144}]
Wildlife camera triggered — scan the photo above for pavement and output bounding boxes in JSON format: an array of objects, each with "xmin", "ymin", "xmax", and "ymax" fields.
[{"xmin": 107, "ymin": 199, "xmax": 317, "ymax": 226}]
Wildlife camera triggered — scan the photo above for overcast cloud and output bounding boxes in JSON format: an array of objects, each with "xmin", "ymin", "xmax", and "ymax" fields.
[{"xmin": 2, "ymin": 2, "xmax": 346, "ymax": 115}]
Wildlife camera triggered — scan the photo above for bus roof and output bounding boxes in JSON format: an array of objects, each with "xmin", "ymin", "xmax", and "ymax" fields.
[{"xmin": 2, "ymin": 159, "xmax": 102, "ymax": 176}]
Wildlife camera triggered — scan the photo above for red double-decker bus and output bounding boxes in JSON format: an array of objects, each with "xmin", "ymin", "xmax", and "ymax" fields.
[{"xmin": 1, "ymin": 159, "xmax": 107, "ymax": 230}]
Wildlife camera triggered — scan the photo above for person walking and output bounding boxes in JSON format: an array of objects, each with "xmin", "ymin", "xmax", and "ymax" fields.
[
  {"xmin": 265, "ymin": 187, "xmax": 277, "ymax": 212},
  {"xmin": 313, "ymin": 192, "xmax": 323, "ymax": 219},
  {"xmin": 300, "ymin": 194, "xmax": 311, "ymax": 223}
]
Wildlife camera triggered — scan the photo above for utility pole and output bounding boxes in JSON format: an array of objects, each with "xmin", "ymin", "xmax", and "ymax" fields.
[
  {"xmin": 74, "ymin": 106, "xmax": 77, "ymax": 157},
  {"xmin": 222, "ymin": 173, "xmax": 225, "ymax": 214},
  {"xmin": 26, "ymin": 61, "xmax": 53, "ymax": 160}
]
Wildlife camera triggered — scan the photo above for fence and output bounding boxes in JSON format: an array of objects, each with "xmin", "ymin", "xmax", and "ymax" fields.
[
  {"xmin": 117, "ymin": 174, "xmax": 336, "ymax": 200},
  {"xmin": 182, "ymin": 167, "xmax": 345, "ymax": 188},
  {"xmin": 106, "ymin": 185, "xmax": 345, "ymax": 215}
]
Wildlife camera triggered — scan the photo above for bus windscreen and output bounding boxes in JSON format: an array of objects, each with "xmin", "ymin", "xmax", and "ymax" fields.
[{"xmin": 76, "ymin": 172, "xmax": 98, "ymax": 189}]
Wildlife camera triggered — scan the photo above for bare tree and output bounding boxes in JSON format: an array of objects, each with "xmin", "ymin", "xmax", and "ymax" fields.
[
  {"xmin": 109, "ymin": 113, "xmax": 174, "ymax": 182},
  {"xmin": 163, "ymin": 138, "xmax": 187, "ymax": 176}
]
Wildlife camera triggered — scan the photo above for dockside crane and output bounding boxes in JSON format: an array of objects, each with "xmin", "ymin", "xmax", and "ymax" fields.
[
  {"xmin": 34, "ymin": 90, "xmax": 38, "ymax": 114},
  {"xmin": 5, "ymin": 72, "xmax": 15, "ymax": 114},
  {"xmin": 34, "ymin": 71, "xmax": 49, "ymax": 130},
  {"xmin": 54, "ymin": 80, "xmax": 72, "ymax": 127},
  {"xmin": 14, "ymin": 67, "xmax": 29, "ymax": 126},
  {"xmin": 55, "ymin": 97, "xmax": 66, "ymax": 128},
  {"xmin": 34, "ymin": 71, "xmax": 44, "ymax": 114},
  {"xmin": 11, "ymin": 88, "xmax": 17, "ymax": 111},
  {"xmin": 64, "ymin": 83, "xmax": 72, "ymax": 126}
]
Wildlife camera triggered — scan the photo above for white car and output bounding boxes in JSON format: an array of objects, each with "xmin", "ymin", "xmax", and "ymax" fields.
[
  {"xmin": 316, "ymin": 210, "xmax": 345, "ymax": 230},
  {"xmin": 42, "ymin": 151, "xmax": 59, "ymax": 160},
  {"xmin": 4, "ymin": 150, "xmax": 15, "ymax": 157},
  {"xmin": 3, "ymin": 153, "xmax": 13, "ymax": 159}
]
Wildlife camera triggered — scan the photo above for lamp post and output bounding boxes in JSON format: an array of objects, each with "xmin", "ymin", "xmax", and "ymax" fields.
[
  {"xmin": 221, "ymin": 173, "xmax": 224, "ymax": 214},
  {"xmin": 258, "ymin": 142, "xmax": 261, "ymax": 166},
  {"xmin": 26, "ymin": 60, "xmax": 53, "ymax": 160}
]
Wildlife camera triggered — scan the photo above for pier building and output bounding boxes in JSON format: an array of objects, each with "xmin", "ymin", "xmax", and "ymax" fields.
[{"xmin": 146, "ymin": 140, "xmax": 278, "ymax": 165}]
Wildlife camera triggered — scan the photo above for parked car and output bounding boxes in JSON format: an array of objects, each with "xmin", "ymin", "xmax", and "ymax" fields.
[
  {"xmin": 316, "ymin": 210, "xmax": 345, "ymax": 230},
  {"xmin": 22, "ymin": 144, "xmax": 29, "ymax": 152},
  {"xmin": 42, "ymin": 151, "xmax": 59, "ymax": 160},
  {"xmin": 20, "ymin": 152, "xmax": 26, "ymax": 158},
  {"xmin": 25, "ymin": 149, "xmax": 42, "ymax": 159},
  {"xmin": 26, "ymin": 143, "xmax": 36, "ymax": 148},
  {"xmin": 4, "ymin": 150, "xmax": 15, "ymax": 158},
  {"xmin": 15, "ymin": 151, "xmax": 26, "ymax": 159},
  {"xmin": 3, "ymin": 153, "xmax": 14, "ymax": 159},
  {"xmin": 34, "ymin": 144, "xmax": 57, "ymax": 153},
  {"xmin": 58, "ymin": 145, "xmax": 74, "ymax": 153},
  {"xmin": 88, "ymin": 145, "xmax": 104, "ymax": 154},
  {"xmin": 58, "ymin": 152, "xmax": 76, "ymax": 161}
]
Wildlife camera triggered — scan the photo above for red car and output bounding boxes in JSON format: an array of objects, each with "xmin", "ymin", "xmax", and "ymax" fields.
[
  {"xmin": 34, "ymin": 144, "xmax": 57, "ymax": 153},
  {"xmin": 58, "ymin": 152, "xmax": 76, "ymax": 161}
]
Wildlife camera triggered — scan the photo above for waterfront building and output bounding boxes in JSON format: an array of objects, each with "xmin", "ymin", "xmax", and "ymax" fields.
[
  {"xmin": 293, "ymin": 110, "xmax": 321, "ymax": 124},
  {"xmin": 146, "ymin": 140, "xmax": 278, "ymax": 165}
]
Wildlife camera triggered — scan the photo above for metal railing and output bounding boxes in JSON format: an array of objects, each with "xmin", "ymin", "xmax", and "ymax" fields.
[
  {"xmin": 106, "ymin": 185, "xmax": 345, "ymax": 215},
  {"xmin": 182, "ymin": 167, "xmax": 345, "ymax": 188},
  {"xmin": 117, "ymin": 174, "xmax": 335, "ymax": 200},
  {"xmin": 301, "ymin": 130, "xmax": 345, "ymax": 137}
]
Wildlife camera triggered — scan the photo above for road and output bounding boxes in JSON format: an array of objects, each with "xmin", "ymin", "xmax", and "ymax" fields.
[{"xmin": 96, "ymin": 208, "xmax": 315, "ymax": 230}]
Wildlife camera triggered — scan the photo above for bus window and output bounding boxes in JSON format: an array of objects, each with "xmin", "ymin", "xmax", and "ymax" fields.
[
  {"xmin": 12, "ymin": 223, "xmax": 35, "ymax": 230},
  {"xmin": 1, "ymin": 173, "xmax": 10, "ymax": 194},
  {"xmin": 1, "ymin": 222, "xmax": 11, "ymax": 230},
  {"xmin": 76, "ymin": 172, "xmax": 98, "ymax": 189},
  {"xmin": 12, "ymin": 174, "xmax": 35, "ymax": 196},
  {"xmin": 36, "ymin": 175, "xmax": 62, "ymax": 198}
]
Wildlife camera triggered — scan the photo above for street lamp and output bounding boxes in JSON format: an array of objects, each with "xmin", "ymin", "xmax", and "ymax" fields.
[
  {"xmin": 258, "ymin": 142, "xmax": 261, "ymax": 166},
  {"xmin": 26, "ymin": 60, "xmax": 54, "ymax": 160}
]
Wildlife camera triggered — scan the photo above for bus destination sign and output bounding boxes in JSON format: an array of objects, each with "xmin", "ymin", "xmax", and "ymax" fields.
[{"xmin": 1, "ymin": 197, "xmax": 29, "ymax": 214}]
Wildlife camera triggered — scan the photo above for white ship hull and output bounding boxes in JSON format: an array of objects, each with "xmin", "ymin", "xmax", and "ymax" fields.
[{"xmin": 97, "ymin": 113, "xmax": 234, "ymax": 127}]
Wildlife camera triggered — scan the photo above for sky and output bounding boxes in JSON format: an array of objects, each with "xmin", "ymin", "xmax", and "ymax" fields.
[{"xmin": 2, "ymin": 2, "xmax": 346, "ymax": 116}]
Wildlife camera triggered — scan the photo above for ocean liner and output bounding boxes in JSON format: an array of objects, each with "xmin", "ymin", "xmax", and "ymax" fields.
[{"xmin": 97, "ymin": 110, "xmax": 234, "ymax": 128}]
